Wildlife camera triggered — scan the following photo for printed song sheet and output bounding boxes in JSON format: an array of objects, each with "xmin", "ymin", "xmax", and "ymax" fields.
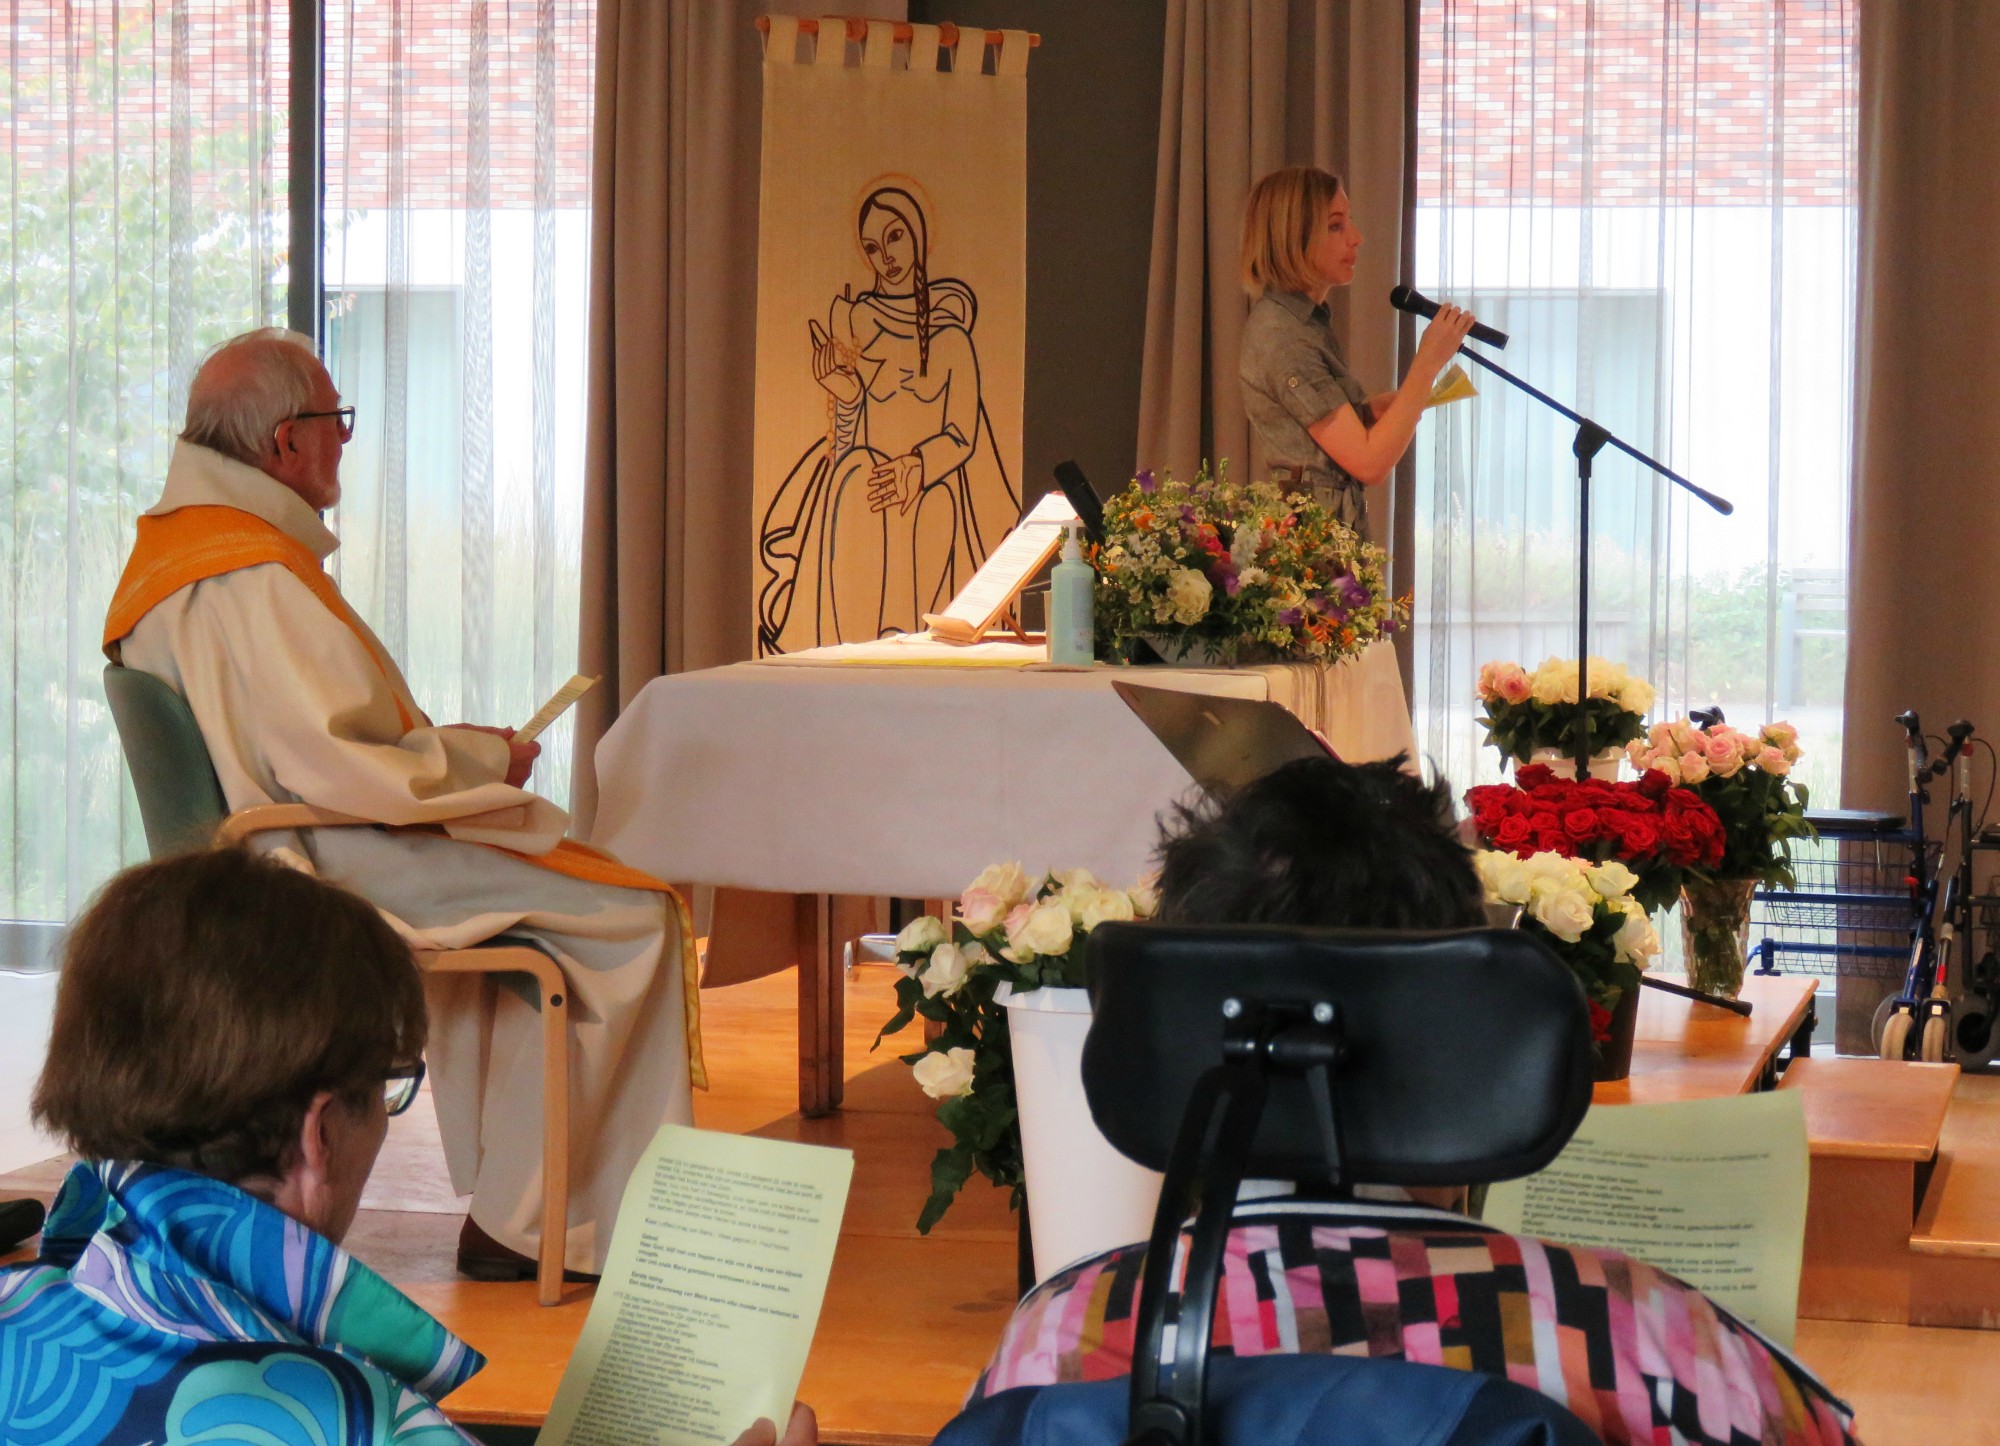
[
  {"xmin": 539, "ymin": 1124, "xmax": 855, "ymax": 1446},
  {"xmin": 1482, "ymin": 1091, "xmax": 1810, "ymax": 1345}
]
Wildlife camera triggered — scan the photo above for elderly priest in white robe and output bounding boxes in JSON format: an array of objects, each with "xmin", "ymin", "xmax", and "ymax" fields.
[{"xmin": 103, "ymin": 327, "xmax": 702, "ymax": 1280}]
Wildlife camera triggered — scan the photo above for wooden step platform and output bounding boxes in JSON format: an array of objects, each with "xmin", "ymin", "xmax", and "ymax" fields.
[
  {"xmin": 1910, "ymin": 1073, "xmax": 2000, "ymax": 1329},
  {"xmin": 1783, "ymin": 1057, "xmax": 1957, "ymax": 1324},
  {"xmin": 1785, "ymin": 1062, "xmax": 2000, "ymax": 1329}
]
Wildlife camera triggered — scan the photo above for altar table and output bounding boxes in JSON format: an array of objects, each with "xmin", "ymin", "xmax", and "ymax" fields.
[{"xmin": 592, "ymin": 639, "xmax": 1414, "ymax": 1111}]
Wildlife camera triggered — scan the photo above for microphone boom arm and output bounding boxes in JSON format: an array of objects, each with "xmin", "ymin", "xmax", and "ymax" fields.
[
  {"xmin": 1441, "ymin": 340, "xmax": 1734, "ymax": 775},
  {"xmin": 1451, "ymin": 344, "xmax": 1734, "ymax": 516}
]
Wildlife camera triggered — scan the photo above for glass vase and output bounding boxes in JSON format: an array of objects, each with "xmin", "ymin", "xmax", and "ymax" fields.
[{"xmin": 1679, "ymin": 877, "xmax": 1759, "ymax": 1000}]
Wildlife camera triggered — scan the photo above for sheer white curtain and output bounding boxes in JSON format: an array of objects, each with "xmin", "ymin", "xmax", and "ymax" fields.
[
  {"xmin": 323, "ymin": 0, "xmax": 596, "ymax": 804},
  {"xmin": 0, "ymin": 3, "xmax": 287, "ymax": 928},
  {"xmin": 1411, "ymin": 0, "xmax": 1856, "ymax": 803}
]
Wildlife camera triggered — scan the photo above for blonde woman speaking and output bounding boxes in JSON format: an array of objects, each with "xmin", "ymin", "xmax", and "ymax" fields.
[{"xmin": 1238, "ymin": 166, "xmax": 1477, "ymax": 538}]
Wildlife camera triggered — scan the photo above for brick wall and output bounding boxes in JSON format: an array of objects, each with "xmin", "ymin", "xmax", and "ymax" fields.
[
  {"xmin": 325, "ymin": 0, "xmax": 595, "ymax": 209},
  {"xmin": 8, "ymin": 2, "xmax": 1850, "ymax": 214},
  {"xmin": 0, "ymin": 1, "xmax": 595, "ymax": 210},
  {"xmin": 1417, "ymin": 0, "xmax": 1854, "ymax": 206}
]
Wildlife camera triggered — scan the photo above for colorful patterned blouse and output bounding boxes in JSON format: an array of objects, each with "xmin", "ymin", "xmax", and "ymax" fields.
[
  {"xmin": 974, "ymin": 1199, "xmax": 1859, "ymax": 1445},
  {"xmin": 0, "ymin": 1162, "xmax": 485, "ymax": 1446}
]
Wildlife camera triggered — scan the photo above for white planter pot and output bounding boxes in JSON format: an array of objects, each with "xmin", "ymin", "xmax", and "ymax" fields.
[
  {"xmin": 1525, "ymin": 746, "xmax": 1622, "ymax": 782},
  {"xmin": 998, "ymin": 983, "xmax": 1164, "ymax": 1283}
]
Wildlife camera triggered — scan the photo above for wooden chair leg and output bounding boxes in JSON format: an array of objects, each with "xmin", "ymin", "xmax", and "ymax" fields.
[
  {"xmin": 421, "ymin": 946, "xmax": 571, "ymax": 1305},
  {"xmin": 536, "ymin": 966, "xmax": 570, "ymax": 1306}
]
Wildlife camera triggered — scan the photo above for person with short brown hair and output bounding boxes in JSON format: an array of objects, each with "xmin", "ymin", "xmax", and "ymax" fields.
[
  {"xmin": 4, "ymin": 848, "xmax": 814, "ymax": 1446},
  {"xmin": 1237, "ymin": 165, "xmax": 1476, "ymax": 538},
  {"xmin": 33, "ymin": 845, "xmax": 426, "ymax": 1193}
]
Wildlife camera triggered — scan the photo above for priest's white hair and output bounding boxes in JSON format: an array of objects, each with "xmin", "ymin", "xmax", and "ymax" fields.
[{"xmin": 181, "ymin": 328, "xmax": 325, "ymax": 466}]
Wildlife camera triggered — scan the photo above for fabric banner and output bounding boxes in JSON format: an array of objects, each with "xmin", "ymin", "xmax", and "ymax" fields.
[{"xmin": 753, "ymin": 17, "xmax": 1028, "ymax": 656}]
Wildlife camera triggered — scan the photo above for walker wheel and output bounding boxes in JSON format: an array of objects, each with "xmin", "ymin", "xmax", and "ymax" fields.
[
  {"xmin": 1956, "ymin": 1010, "xmax": 1998, "ymax": 1070},
  {"xmin": 1921, "ymin": 1013, "xmax": 1949, "ymax": 1063},
  {"xmin": 1879, "ymin": 1008, "xmax": 1914, "ymax": 1061}
]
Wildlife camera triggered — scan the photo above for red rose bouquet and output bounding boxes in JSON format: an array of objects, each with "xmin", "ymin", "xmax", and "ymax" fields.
[{"xmin": 1465, "ymin": 764, "xmax": 1725, "ymax": 913}]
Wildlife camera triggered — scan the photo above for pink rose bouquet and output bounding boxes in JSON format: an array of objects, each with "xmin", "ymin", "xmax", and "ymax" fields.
[{"xmin": 1626, "ymin": 719, "xmax": 1811, "ymax": 886}]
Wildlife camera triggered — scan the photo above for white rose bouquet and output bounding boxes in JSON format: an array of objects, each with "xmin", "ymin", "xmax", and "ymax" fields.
[
  {"xmin": 1475, "ymin": 848, "xmax": 1661, "ymax": 1052},
  {"xmin": 879, "ymin": 861, "xmax": 1158, "ymax": 1233},
  {"xmin": 1476, "ymin": 656, "xmax": 1655, "ymax": 766}
]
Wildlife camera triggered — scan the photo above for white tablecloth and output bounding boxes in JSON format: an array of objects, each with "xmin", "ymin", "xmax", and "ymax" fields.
[{"xmin": 589, "ymin": 639, "xmax": 1415, "ymax": 900}]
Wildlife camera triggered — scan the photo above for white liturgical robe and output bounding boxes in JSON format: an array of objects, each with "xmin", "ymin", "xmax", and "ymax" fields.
[{"xmin": 113, "ymin": 441, "xmax": 696, "ymax": 1274}]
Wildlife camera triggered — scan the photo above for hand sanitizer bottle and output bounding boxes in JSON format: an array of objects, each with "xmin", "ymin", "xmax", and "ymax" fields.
[{"xmin": 1049, "ymin": 522, "xmax": 1095, "ymax": 666}]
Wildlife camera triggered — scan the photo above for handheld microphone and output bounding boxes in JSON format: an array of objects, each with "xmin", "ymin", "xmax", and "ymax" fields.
[{"xmin": 1389, "ymin": 286, "xmax": 1509, "ymax": 350}]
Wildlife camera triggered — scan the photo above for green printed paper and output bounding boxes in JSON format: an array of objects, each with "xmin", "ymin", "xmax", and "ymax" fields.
[
  {"xmin": 538, "ymin": 1124, "xmax": 855, "ymax": 1445},
  {"xmin": 1483, "ymin": 1091, "xmax": 1809, "ymax": 1345}
]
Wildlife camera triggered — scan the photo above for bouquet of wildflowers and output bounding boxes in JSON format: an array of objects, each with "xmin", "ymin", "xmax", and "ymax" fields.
[
  {"xmin": 1475, "ymin": 656, "xmax": 1655, "ymax": 764},
  {"xmin": 1465, "ymin": 764, "xmax": 1724, "ymax": 913},
  {"xmin": 878, "ymin": 862, "xmax": 1158, "ymax": 1232},
  {"xmin": 1476, "ymin": 850, "xmax": 1662, "ymax": 1043},
  {"xmin": 1091, "ymin": 462, "xmax": 1406, "ymax": 665},
  {"xmin": 1625, "ymin": 719, "xmax": 1811, "ymax": 886}
]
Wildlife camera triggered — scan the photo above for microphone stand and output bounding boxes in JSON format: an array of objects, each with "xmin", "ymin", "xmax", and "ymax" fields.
[{"xmin": 1447, "ymin": 343, "xmax": 1734, "ymax": 776}]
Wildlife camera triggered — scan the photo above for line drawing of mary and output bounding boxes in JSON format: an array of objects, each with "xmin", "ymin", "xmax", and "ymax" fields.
[{"xmin": 757, "ymin": 179, "xmax": 1020, "ymax": 655}]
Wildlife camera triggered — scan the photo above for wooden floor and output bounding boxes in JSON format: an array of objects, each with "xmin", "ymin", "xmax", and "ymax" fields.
[{"xmin": 10, "ymin": 966, "xmax": 2000, "ymax": 1443}]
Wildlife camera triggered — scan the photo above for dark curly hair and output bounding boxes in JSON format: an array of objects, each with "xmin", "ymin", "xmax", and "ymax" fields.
[
  {"xmin": 33, "ymin": 847, "xmax": 425, "ymax": 1185},
  {"xmin": 1154, "ymin": 754, "xmax": 1484, "ymax": 931}
]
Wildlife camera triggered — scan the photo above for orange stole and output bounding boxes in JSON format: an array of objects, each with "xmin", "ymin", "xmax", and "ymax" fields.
[
  {"xmin": 104, "ymin": 506, "xmax": 419, "ymax": 733},
  {"xmin": 103, "ymin": 503, "xmax": 707, "ymax": 1089}
]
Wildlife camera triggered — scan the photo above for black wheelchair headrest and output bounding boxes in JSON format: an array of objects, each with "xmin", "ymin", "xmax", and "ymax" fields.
[{"xmin": 1082, "ymin": 923, "xmax": 1595, "ymax": 1188}]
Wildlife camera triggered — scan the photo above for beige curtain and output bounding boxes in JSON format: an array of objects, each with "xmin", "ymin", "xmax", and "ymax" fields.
[
  {"xmin": 1841, "ymin": 5, "xmax": 2000, "ymax": 812},
  {"xmin": 573, "ymin": 2, "xmax": 905, "ymax": 830},
  {"xmin": 572, "ymin": 1, "xmax": 760, "ymax": 832},
  {"xmin": 1137, "ymin": 0, "xmax": 1409, "ymax": 513}
]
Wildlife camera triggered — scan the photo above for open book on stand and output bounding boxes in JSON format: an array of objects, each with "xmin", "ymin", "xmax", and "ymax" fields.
[{"xmin": 923, "ymin": 490, "xmax": 1079, "ymax": 645}]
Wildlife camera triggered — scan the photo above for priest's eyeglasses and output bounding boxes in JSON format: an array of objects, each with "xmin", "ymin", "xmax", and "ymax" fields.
[
  {"xmin": 384, "ymin": 1060, "xmax": 427, "ymax": 1117},
  {"xmin": 289, "ymin": 405, "xmax": 357, "ymax": 442}
]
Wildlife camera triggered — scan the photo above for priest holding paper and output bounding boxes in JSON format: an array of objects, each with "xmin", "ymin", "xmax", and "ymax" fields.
[{"xmin": 103, "ymin": 328, "xmax": 702, "ymax": 1281}]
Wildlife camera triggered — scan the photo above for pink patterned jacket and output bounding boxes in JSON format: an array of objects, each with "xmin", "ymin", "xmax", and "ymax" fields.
[{"xmin": 973, "ymin": 1200, "xmax": 1857, "ymax": 1445}]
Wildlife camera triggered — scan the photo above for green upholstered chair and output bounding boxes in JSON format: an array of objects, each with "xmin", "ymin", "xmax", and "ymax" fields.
[
  {"xmin": 101, "ymin": 663, "xmax": 230, "ymax": 859},
  {"xmin": 101, "ymin": 662, "xmax": 576, "ymax": 1304}
]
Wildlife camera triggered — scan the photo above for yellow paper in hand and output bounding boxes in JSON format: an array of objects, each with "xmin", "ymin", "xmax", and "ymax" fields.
[
  {"xmin": 538, "ymin": 1123, "xmax": 855, "ymax": 1445},
  {"xmin": 1482, "ymin": 1091, "xmax": 1809, "ymax": 1345},
  {"xmin": 1425, "ymin": 362, "xmax": 1478, "ymax": 410},
  {"xmin": 515, "ymin": 673, "xmax": 598, "ymax": 745}
]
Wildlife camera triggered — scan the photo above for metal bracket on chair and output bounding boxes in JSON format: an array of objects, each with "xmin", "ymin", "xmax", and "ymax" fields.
[{"xmin": 1124, "ymin": 999, "xmax": 1347, "ymax": 1446}]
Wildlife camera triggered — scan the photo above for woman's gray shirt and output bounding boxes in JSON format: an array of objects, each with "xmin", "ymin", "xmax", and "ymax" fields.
[{"xmin": 1239, "ymin": 289, "xmax": 1372, "ymax": 533}]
